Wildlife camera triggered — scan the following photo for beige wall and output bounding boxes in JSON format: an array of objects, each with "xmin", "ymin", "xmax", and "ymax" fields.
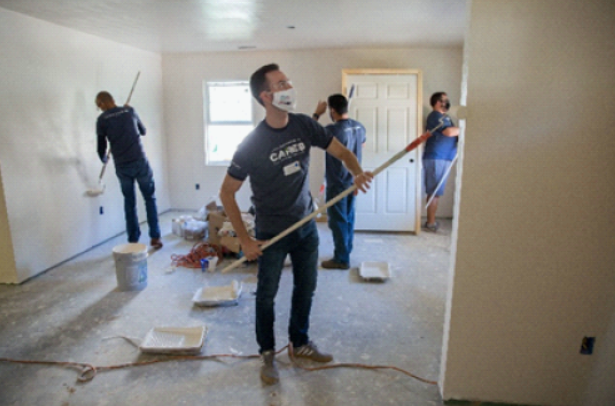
[
  {"xmin": 162, "ymin": 47, "xmax": 463, "ymax": 214},
  {"xmin": 0, "ymin": 165, "xmax": 17, "ymax": 283},
  {"xmin": 441, "ymin": 1, "xmax": 615, "ymax": 405},
  {"xmin": 0, "ymin": 9, "xmax": 170, "ymax": 283}
]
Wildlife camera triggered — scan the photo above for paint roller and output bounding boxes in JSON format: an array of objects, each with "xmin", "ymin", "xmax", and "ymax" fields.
[
  {"xmin": 219, "ymin": 119, "xmax": 446, "ymax": 274},
  {"xmin": 87, "ymin": 71, "xmax": 141, "ymax": 197},
  {"xmin": 347, "ymin": 83, "xmax": 355, "ymax": 106}
]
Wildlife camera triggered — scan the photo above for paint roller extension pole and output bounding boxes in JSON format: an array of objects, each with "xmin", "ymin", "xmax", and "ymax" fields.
[
  {"xmin": 124, "ymin": 71, "xmax": 140, "ymax": 106},
  {"xmin": 99, "ymin": 151, "xmax": 112, "ymax": 181},
  {"xmin": 105, "ymin": 71, "xmax": 140, "ymax": 165},
  {"xmin": 425, "ymin": 154, "xmax": 458, "ymax": 209},
  {"xmin": 220, "ymin": 128, "xmax": 437, "ymax": 274}
]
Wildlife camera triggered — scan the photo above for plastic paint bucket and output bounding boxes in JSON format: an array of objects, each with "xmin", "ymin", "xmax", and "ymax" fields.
[{"xmin": 112, "ymin": 243, "xmax": 148, "ymax": 291}]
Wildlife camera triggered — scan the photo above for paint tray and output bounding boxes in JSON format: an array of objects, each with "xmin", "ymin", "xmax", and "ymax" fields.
[
  {"xmin": 139, "ymin": 326, "xmax": 207, "ymax": 355},
  {"xmin": 359, "ymin": 261, "xmax": 391, "ymax": 282},
  {"xmin": 192, "ymin": 280, "xmax": 242, "ymax": 307}
]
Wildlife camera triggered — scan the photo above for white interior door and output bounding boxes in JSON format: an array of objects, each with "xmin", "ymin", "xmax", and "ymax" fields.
[{"xmin": 343, "ymin": 71, "xmax": 422, "ymax": 232}]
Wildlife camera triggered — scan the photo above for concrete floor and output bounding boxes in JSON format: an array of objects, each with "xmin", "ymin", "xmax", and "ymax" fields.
[{"xmin": 0, "ymin": 211, "xmax": 452, "ymax": 406}]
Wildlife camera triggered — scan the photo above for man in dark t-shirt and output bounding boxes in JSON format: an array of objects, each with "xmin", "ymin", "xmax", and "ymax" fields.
[
  {"xmin": 313, "ymin": 94, "xmax": 366, "ymax": 270},
  {"xmin": 96, "ymin": 91, "xmax": 162, "ymax": 249},
  {"xmin": 219, "ymin": 64, "xmax": 373, "ymax": 385}
]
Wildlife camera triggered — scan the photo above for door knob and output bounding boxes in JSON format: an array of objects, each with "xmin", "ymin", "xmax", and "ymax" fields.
[{"xmin": 409, "ymin": 159, "xmax": 414, "ymax": 163}]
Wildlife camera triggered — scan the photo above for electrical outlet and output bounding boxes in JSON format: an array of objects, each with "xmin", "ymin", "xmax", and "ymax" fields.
[
  {"xmin": 99, "ymin": 206, "xmax": 104, "ymax": 215},
  {"xmin": 580, "ymin": 336, "xmax": 595, "ymax": 355},
  {"xmin": 195, "ymin": 183, "xmax": 200, "ymax": 190}
]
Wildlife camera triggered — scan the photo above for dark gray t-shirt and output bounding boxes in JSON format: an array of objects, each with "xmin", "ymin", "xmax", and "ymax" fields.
[
  {"xmin": 96, "ymin": 106, "xmax": 147, "ymax": 167},
  {"xmin": 228, "ymin": 113, "xmax": 333, "ymax": 234},
  {"xmin": 325, "ymin": 119, "xmax": 366, "ymax": 189}
]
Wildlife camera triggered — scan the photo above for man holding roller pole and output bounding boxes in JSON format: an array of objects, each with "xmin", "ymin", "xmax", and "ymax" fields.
[
  {"xmin": 312, "ymin": 94, "xmax": 366, "ymax": 270},
  {"xmin": 95, "ymin": 91, "xmax": 163, "ymax": 249},
  {"xmin": 219, "ymin": 64, "xmax": 373, "ymax": 385},
  {"xmin": 422, "ymin": 92, "xmax": 459, "ymax": 232}
]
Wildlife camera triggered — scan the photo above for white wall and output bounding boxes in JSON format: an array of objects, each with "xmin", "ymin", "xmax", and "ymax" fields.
[
  {"xmin": 0, "ymin": 8, "xmax": 170, "ymax": 283},
  {"xmin": 162, "ymin": 48, "xmax": 462, "ymax": 214},
  {"xmin": 441, "ymin": 1, "xmax": 615, "ymax": 405}
]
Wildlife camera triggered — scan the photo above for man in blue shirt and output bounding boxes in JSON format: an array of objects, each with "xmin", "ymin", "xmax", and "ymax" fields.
[
  {"xmin": 219, "ymin": 64, "xmax": 373, "ymax": 385},
  {"xmin": 313, "ymin": 94, "xmax": 366, "ymax": 270},
  {"xmin": 96, "ymin": 91, "xmax": 162, "ymax": 249},
  {"xmin": 422, "ymin": 92, "xmax": 459, "ymax": 232}
]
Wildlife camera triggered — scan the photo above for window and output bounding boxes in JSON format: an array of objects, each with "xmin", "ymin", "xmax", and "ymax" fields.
[{"xmin": 205, "ymin": 81, "xmax": 254, "ymax": 165}]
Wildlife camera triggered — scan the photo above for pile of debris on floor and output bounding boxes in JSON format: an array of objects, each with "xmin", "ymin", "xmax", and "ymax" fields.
[{"xmin": 172, "ymin": 199, "xmax": 254, "ymax": 256}]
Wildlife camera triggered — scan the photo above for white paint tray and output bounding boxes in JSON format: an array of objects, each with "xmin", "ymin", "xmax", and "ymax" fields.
[
  {"xmin": 192, "ymin": 280, "xmax": 242, "ymax": 307},
  {"xmin": 139, "ymin": 326, "xmax": 207, "ymax": 355},
  {"xmin": 359, "ymin": 261, "xmax": 391, "ymax": 281}
]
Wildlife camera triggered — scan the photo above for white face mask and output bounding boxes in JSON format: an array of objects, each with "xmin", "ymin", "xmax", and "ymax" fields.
[{"xmin": 271, "ymin": 87, "xmax": 297, "ymax": 112}]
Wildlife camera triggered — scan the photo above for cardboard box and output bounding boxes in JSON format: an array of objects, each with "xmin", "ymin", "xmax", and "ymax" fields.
[
  {"xmin": 219, "ymin": 235, "xmax": 241, "ymax": 253},
  {"xmin": 207, "ymin": 210, "xmax": 227, "ymax": 246},
  {"xmin": 208, "ymin": 210, "xmax": 254, "ymax": 253}
]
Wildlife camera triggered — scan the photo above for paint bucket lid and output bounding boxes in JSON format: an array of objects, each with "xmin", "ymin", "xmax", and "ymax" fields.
[{"xmin": 113, "ymin": 243, "xmax": 147, "ymax": 255}]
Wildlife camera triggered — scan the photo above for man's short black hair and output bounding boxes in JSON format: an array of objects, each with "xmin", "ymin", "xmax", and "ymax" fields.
[
  {"xmin": 327, "ymin": 94, "xmax": 348, "ymax": 115},
  {"xmin": 250, "ymin": 63, "xmax": 279, "ymax": 106},
  {"xmin": 430, "ymin": 92, "xmax": 447, "ymax": 107}
]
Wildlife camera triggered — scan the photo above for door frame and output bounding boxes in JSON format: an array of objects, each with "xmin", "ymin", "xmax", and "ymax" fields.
[{"xmin": 342, "ymin": 69, "xmax": 424, "ymax": 233}]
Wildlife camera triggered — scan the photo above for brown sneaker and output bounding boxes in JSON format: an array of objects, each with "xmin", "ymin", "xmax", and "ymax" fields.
[
  {"xmin": 260, "ymin": 350, "xmax": 279, "ymax": 385},
  {"xmin": 291, "ymin": 341, "xmax": 333, "ymax": 363},
  {"xmin": 150, "ymin": 238, "xmax": 163, "ymax": 250},
  {"xmin": 321, "ymin": 259, "xmax": 350, "ymax": 270}
]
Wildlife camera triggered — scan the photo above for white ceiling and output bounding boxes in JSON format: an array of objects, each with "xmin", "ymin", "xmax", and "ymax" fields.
[{"xmin": 0, "ymin": 0, "xmax": 467, "ymax": 53}]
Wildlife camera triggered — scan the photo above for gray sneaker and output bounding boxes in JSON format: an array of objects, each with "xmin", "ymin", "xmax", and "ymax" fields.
[
  {"xmin": 291, "ymin": 341, "xmax": 333, "ymax": 363},
  {"xmin": 260, "ymin": 350, "xmax": 279, "ymax": 385},
  {"xmin": 423, "ymin": 221, "xmax": 440, "ymax": 232}
]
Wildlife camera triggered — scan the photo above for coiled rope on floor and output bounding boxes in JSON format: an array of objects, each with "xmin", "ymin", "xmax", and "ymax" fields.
[{"xmin": 0, "ymin": 344, "xmax": 436, "ymax": 385}]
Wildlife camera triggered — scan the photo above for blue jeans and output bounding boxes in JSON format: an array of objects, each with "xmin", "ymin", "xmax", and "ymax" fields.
[
  {"xmin": 326, "ymin": 185, "xmax": 356, "ymax": 265},
  {"xmin": 255, "ymin": 220, "xmax": 319, "ymax": 353},
  {"xmin": 115, "ymin": 158, "xmax": 160, "ymax": 243}
]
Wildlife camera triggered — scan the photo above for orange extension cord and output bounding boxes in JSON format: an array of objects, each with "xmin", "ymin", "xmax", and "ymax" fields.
[
  {"xmin": 0, "ymin": 344, "xmax": 437, "ymax": 385},
  {"xmin": 170, "ymin": 241, "xmax": 224, "ymax": 269}
]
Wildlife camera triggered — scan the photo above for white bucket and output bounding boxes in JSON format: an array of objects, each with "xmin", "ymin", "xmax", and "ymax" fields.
[{"xmin": 112, "ymin": 243, "xmax": 148, "ymax": 291}]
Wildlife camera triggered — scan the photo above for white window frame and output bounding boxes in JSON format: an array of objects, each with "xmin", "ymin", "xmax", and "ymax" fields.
[{"xmin": 204, "ymin": 81, "xmax": 254, "ymax": 166}]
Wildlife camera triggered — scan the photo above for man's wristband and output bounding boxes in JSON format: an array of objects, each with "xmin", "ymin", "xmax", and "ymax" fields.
[{"xmin": 312, "ymin": 113, "xmax": 320, "ymax": 120}]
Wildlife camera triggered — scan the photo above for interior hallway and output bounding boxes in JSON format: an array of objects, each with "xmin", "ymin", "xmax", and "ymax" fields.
[{"xmin": 0, "ymin": 211, "xmax": 451, "ymax": 406}]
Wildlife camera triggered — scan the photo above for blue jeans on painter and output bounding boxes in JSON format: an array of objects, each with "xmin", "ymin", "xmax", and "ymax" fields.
[
  {"xmin": 326, "ymin": 185, "xmax": 356, "ymax": 265},
  {"xmin": 115, "ymin": 158, "xmax": 160, "ymax": 243},
  {"xmin": 255, "ymin": 220, "xmax": 319, "ymax": 353}
]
